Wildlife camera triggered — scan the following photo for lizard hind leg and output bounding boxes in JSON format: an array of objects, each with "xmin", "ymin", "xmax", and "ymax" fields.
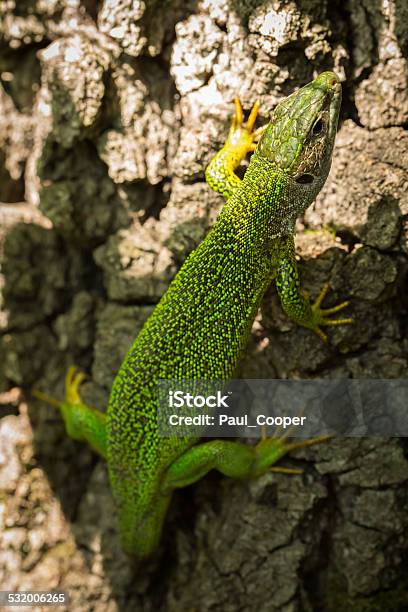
[
  {"xmin": 32, "ymin": 366, "xmax": 107, "ymax": 458},
  {"xmin": 161, "ymin": 430, "xmax": 332, "ymax": 493}
]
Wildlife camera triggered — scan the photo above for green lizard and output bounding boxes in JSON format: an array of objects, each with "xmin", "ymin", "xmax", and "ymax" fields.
[{"xmin": 33, "ymin": 72, "xmax": 352, "ymax": 558}]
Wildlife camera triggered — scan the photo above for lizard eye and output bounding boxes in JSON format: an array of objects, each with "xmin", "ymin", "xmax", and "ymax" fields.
[
  {"xmin": 312, "ymin": 118, "xmax": 324, "ymax": 135},
  {"xmin": 296, "ymin": 173, "xmax": 315, "ymax": 184}
]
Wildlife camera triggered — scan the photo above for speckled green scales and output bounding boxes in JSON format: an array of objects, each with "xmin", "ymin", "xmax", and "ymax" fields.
[{"xmin": 34, "ymin": 72, "xmax": 352, "ymax": 558}]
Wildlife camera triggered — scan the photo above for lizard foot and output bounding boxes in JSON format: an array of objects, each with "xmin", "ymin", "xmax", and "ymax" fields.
[
  {"xmin": 259, "ymin": 423, "xmax": 332, "ymax": 475},
  {"xmin": 226, "ymin": 97, "xmax": 267, "ymax": 154},
  {"xmin": 65, "ymin": 365, "xmax": 86, "ymax": 404},
  {"xmin": 309, "ymin": 283, "xmax": 353, "ymax": 343},
  {"xmin": 269, "ymin": 436, "xmax": 333, "ymax": 474},
  {"xmin": 31, "ymin": 365, "xmax": 86, "ymax": 409}
]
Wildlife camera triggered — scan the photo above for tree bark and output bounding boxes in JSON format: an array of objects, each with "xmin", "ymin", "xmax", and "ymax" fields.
[{"xmin": 0, "ymin": 1, "xmax": 407, "ymax": 610}]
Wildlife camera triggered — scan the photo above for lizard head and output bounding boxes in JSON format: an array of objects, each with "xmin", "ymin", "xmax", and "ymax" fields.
[{"xmin": 255, "ymin": 71, "xmax": 341, "ymax": 209}]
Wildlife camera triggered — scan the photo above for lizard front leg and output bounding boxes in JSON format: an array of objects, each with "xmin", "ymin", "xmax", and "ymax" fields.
[
  {"xmin": 205, "ymin": 97, "xmax": 266, "ymax": 200},
  {"xmin": 32, "ymin": 366, "xmax": 107, "ymax": 458},
  {"xmin": 275, "ymin": 235, "xmax": 353, "ymax": 342}
]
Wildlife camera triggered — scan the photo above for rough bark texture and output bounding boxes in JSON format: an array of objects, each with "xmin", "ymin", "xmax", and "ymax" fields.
[{"xmin": 0, "ymin": 1, "xmax": 408, "ymax": 610}]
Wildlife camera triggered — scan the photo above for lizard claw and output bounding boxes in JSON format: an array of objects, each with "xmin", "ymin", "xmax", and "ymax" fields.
[
  {"xmin": 310, "ymin": 284, "xmax": 353, "ymax": 342},
  {"xmin": 65, "ymin": 365, "xmax": 86, "ymax": 404},
  {"xmin": 269, "ymin": 434, "xmax": 333, "ymax": 474},
  {"xmin": 258, "ymin": 417, "xmax": 332, "ymax": 475},
  {"xmin": 227, "ymin": 97, "xmax": 266, "ymax": 153},
  {"xmin": 272, "ymin": 434, "xmax": 333, "ymax": 472},
  {"xmin": 32, "ymin": 366, "xmax": 87, "ymax": 408}
]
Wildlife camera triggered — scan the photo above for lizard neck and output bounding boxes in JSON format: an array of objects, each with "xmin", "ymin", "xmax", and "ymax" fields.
[{"xmin": 222, "ymin": 155, "xmax": 312, "ymax": 246}]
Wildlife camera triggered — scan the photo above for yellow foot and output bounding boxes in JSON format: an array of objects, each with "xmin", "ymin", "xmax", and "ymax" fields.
[
  {"xmin": 311, "ymin": 283, "xmax": 353, "ymax": 342},
  {"xmin": 226, "ymin": 97, "xmax": 267, "ymax": 154},
  {"xmin": 65, "ymin": 365, "xmax": 86, "ymax": 404},
  {"xmin": 32, "ymin": 366, "xmax": 86, "ymax": 407}
]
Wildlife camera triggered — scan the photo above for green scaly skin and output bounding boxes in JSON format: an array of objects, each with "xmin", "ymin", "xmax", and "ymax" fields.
[{"xmin": 33, "ymin": 72, "xmax": 352, "ymax": 558}]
